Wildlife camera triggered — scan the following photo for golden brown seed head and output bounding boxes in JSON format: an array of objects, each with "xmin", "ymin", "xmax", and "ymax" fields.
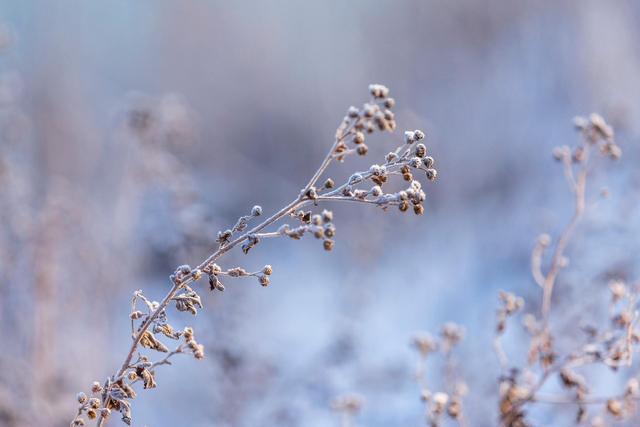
[
  {"xmin": 77, "ymin": 392, "xmax": 88, "ymax": 405},
  {"xmin": 259, "ymin": 275, "xmax": 270, "ymax": 287},
  {"xmin": 89, "ymin": 398, "xmax": 100, "ymax": 409}
]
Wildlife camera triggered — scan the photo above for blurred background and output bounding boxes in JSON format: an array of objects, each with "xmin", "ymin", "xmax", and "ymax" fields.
[{"xmin": 1, "ymin": 1, "xmax": 639, "ymax": 426}]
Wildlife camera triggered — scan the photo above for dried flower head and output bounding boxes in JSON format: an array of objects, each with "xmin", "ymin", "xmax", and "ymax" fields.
[{"xmin": 72, "ymin": 84, "xmax": 439, "ymax": 427}]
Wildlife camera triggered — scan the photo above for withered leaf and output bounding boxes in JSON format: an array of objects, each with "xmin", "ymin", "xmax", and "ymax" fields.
[
  {"xmin": 121, "ymin": 383, "xmax": 137, "ymax": 399},
  {"xmin": 119, "ymin": 399, "xmax": 132, "ymax": 425},
  {"xmin": 154, "ymin": 323, "xmax": 180, "ymax": 340},
  {"xmin": 139, "ymin": 330, "xmax": 169, "ymax": 353},
  {"xmin": 136, "ymin": 366, "xmax": 157, "ymax": 389},
  {"xmin": 173, "ymin": 290, "xmax": 203, "ymax": 315},
  {"xmin": 109, "ymin": 385, "xmax": 128, "ymax": 401},
  {"xmin": 209, "ymin": 274, "xmax": 225, "ymax": 292}
]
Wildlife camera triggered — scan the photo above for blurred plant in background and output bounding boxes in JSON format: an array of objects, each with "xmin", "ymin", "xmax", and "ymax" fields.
[{"xmin": 352, "ymin": 115, "xmax": 635, "ymax": 427}]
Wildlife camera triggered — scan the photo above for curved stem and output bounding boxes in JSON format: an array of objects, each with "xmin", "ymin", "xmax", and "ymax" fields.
[
  {"xmin": 94, "ymin": 198, "xmax": 305, "ymax": 426},
  {"xmin": 541, "ymin": 144, "xmax": 590, "ymax": 323},
  {"xmin": 95, "ymin": 126, "xmax": 346, "ymax": 426}
]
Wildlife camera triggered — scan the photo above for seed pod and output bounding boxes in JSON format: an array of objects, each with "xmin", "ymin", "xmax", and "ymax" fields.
[
  {"xmin": 77, "ymin": 392, "xmax": 88, "ymax": 405},
  {"xmin": 193, "ymin": 343, "xmax": 205, "ymax": 359},
  {"xmin": 89, "ymin": 398, "xmax": 100, "ymax": 409},
  {"xmin": 217, "ymin": 229, "xmax": 232, "ymax": 244},
  {"xmin": 410, "ymin": 157, "xmax": 422, "ymax": 168},
  {"xmin": 399, "ymin": 200, "xmax": 409, "ymax": 212},
  {"xmin": 251, "ymin": 205, "xmax": 262, "ymax": 216},
  {"xmin": 324, "ymin": 224, "xmax": 336, "ymax": 238},
  {"xmin": 607, "ymin": 399, "xmax": 623, "ymax": 417},
  {"xmin": 447, "ymin": 398, "xmax": 462, "ymax": 418},
  {"xmin": 357, "ymin": 144, "xmax": 368, "ymax": 156},
  {"xmin": 414, "ymin": 204, "xmax": 424, "ymax": 215},
  {"xmin": 376, "ymin": 116, "xmax": 389, "ymax": 131},
  {"xmin": 323, "ymin": 239, "xmax": 335, "ymax": 251},
  {"xmin": 404, "ymin": 131, "xmax": 416, "ymax": 144},
  {"xmin": 363, "ymin": 104, "xmax": 375, "ymax": 118},
  {"xmin": 310, "ymin": 214, "xmax": 322, "ymax": 226},
  {"xmin": 306, "ymin": 187, "xmax": 318, "ymax": 201},
  {"xmin": 609, "ymin": 144, "xmax": 622, "ymax": 160},
  {"xmin": 183, "ymin": 327, "xmax": 194, "ymax": 340},
  {"xmin": 388, "ymin": 120, "xmax": 396, "ymax": 131},
  {"xmin": 423, "ymin": 156, "xmax": 434, "ymax": 168},
  {"xmin": 365, "ymin": 121, "xmax": 375, "ymax": 134}
]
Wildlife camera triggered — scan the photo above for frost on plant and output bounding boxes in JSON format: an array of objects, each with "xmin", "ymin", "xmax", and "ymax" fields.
[{"xmin": 70, "ymin": 84, "xmax": 439, "ymax": 427}]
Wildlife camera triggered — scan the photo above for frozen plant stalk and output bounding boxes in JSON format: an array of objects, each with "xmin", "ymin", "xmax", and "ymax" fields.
[
  {"xmin": 70, "ymin": 84, "xmax": 439, "ymax": 427},
  {"xmin": 496, "ymin": 114, "xmax": 634, "ymax": 427}
]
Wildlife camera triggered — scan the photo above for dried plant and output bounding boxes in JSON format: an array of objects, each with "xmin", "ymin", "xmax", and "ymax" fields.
[
  {"xmin": 336, "ymin": 114, "xmax": 632, "ymax": 427},
  {"xmin": 495, "ymin": 114, "xmax": 633, "ymax": 426},
  {"xmin": 70, "ymin": 84, "xmax": 439, "ymax": 427},
  {"xmin": 331, "ymin": 393, "xmax": 365, "ymax": 427},
  {"xmin": 122, "ymin": 92, "xmax": 213, "ymax": 253},
  {"xmin": 412, "ymin": 323, "xmax": 468, "ymax": 427}
]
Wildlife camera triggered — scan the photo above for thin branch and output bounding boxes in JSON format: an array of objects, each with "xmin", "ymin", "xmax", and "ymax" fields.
[
  {"xmin": 82, "ymin": 85, "xmax": 436, "ymax": 427},
  {"xmin": 541, "ymin": 143, "xmax": 590, "ymax": 323}
]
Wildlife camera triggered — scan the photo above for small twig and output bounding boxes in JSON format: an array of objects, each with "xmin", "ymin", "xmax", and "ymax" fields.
[{"xmin": 541, "ymin": 143, "xmax": 590, "ymax": 323}]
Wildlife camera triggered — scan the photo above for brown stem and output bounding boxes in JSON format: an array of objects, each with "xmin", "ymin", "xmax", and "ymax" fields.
[
  {"xmin": 94, "ymin": 198, "xmax": 304, "ymax": 427},
  {"xmin": 94, "ymin": 119, "xmax": 355, "ymax": 426},
  {"xmin": 541, "ymin": 144, "xmax": 590, "ymax": 323}
]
